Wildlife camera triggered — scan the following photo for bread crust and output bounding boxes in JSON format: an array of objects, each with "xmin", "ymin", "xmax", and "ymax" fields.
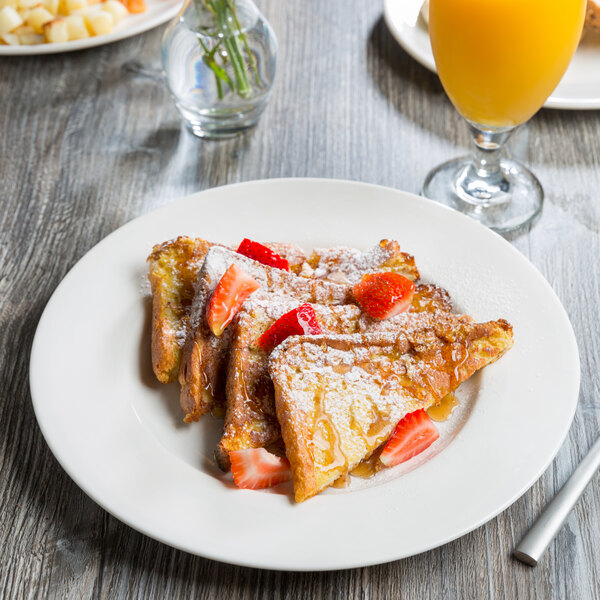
[
  {"xmin": 270, "ymin": 317, "xmax": 513, "ymax": 502},
  {"xmin": 216, "ymin": 284, "xmax": 454, "ymax": 470},
  {"xmin": 586, "ymin": 0, "xmax": 600, "ymax": 29},
  {"xmin": 148, "ymin": 238, "xmax": 418, "ymax": 387},
  {"xmin": 178, "ymin": 246, "xmax": 354, "ymax": 422},
  {"xmin": 147, "ymin": 237, "xmax": 216, "ymax": 383}
]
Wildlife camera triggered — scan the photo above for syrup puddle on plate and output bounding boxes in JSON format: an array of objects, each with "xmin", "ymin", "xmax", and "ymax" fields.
[
  {"xmin": 324, "ymin": 375, "xmax": 480, "ymax": 495},
  {"xmin": 427, "ymin": 392, "xmax": 459, "ymax": 422},
  {"xmin": 348, "ymin": 393, "xmax": 459, "ymax": 482}
]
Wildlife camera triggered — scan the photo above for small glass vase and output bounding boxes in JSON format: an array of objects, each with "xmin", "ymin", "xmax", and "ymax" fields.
[{"xmin": 162, "ymin": 0, "xmax": 277, "ymax": 139}]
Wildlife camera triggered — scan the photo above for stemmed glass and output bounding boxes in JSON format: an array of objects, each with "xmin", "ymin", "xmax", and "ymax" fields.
[{"xmin": 423, "ymin": 0, "xmax": 586, "ymax": 233}]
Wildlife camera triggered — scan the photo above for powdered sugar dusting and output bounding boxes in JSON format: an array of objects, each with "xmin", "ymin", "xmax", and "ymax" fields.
[
  {"xmin": 187, "ymin": 246, "xmax": 353, "ymax": 334},
  {"xmin": 312, "ymin": 244, "xmax": 392, "ymax": 283},
  {"xmin": 270, "ymin": 336, "xmax": 425, "ymax": 492},
  {"xmin": 243, "ymin": 294, "xmax": 300, "ymax": 321},
  {"xmin": 139, "ymin": 273, "xmax": 151, "ymax": 296}
]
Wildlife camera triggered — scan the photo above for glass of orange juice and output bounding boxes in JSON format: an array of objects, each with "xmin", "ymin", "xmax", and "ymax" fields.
[{"xmin": 423, "ymin": 0, "xmax": 585, "ymax": 233}]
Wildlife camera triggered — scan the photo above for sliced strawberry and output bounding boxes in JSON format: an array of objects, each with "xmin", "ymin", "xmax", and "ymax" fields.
[
  {"xmin": 206, "ymin": 264, "xmax": 260, "ymax": 337},
  {"xmin": 257, "ymin": 303, "xmax": 322, "ymax": 352},
  {"xmin": 230, "ymin": 448, "xmax": 292, "ymax": 489},
  {"xmin": 237, "ymin": 238, "xmax": 290, "ymax": 271},
  {"xmin": 352, "ymin": 272, "xmax": 415, "ymax": 320},
  {"xmin": 379, "ymin": 409, "xmax": 439, "ymax": 468}
]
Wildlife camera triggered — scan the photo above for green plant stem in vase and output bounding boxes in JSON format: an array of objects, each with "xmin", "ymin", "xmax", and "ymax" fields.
[{"xmin": 196, "ymin": 0, "xmax": 259, "ymax": 99}]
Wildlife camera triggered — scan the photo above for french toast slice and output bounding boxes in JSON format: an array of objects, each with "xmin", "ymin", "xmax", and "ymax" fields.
[
  {"xmin": 269, "ymin": 318, "xmax": 513, "ymax": 502},
  {"xmin": 147, "ymin": 236, "xmax": 219, "ymax": 384},
  {"xmin": 216, "ymin": 284, "xmax": 453, "ymax": 470},
  {"xmin": 299, "ymin": 239, "xmax": 419, "ymax": 283},
  {"xmin": 586, "ymin": 0, "xmax": 600, "ymax": 30},
  {"xmin": 147, "ymin": 237, "xmax": 307, "ymax": 383},
  {"xmin": 148, "ymin": 238, "xmax": 416, "ymax": 383},
  {"xmin": 179, "ymin": 246, "xmax": 354, "ymax": 422}
]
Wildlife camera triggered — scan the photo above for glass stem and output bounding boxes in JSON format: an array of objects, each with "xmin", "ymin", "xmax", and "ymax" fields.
[{"xmin": 455, "ymin": 122, "xmax": 516, "ymax": 205}]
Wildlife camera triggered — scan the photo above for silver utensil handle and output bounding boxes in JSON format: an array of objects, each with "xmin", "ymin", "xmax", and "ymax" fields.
[{"xmin": 514, "ymin": 436, "xmax": 600, "ymax": 566}]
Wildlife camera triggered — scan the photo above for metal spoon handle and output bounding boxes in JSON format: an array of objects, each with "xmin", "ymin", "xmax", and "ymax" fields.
[{"xmin": 514, "ymin": 436, "xmax": 600, "ymax": 566}]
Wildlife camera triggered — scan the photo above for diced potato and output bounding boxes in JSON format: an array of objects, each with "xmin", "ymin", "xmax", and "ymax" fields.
[
  {"xmin": 17, "ymin": 7, "xmax": 35, "ymax": 21},
  {"xmin": 0, "ymin": 0, "xmax": 138, "ymax": 44},
  {"xmin": 42, "ymin": 0, "xmax": 57, "ymax": 12},
  {"xmin": 26, "ymin": 5, "xmax": 53, "ymax": 32},
  {"xmin": 83, "ymin": 8, "xmax": 111, "ymax": 35},
  {"xmin": 101, "ymin": 0, "xmax": 126, "ymax": 22},
  {"xmin": 1, "ymin": 31, "xmax": 19, "ymax": 42},
  {"xmin": 0, "ymin": 5, "xmax": 23, "ymax": 34},
  {"xmin": 64, "ymin": 13, "xmax": 86, "ymax": 38},
  {"xmin": 17, "ymin": 0, "xmax": 39, "ymax": 9},
  {"xmin": 0, "ymin": 0, "xmax": 18, "ymax": 10},
  {"xmin": 43, "ymin": 16, "xmax": 66, "ymax": 41},
  {"xmin": 18, "ymin": 29, "xmax": 43, "ymax": 42},
  {"xmin": 63, "ymin": 0, "xmax": 85, "ymax": 12}
]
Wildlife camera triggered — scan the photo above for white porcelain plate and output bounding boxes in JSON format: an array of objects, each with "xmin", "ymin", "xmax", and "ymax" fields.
[
  {"xmin": 30, "ymin": 179, "xmax": 579, "ymax": 571},
  {"xmin": 0, "ymin": 0, "xmax": 181, "ymax": 55},
  {"xmin": 384, "ymin": 0, "xmax": 600, "ymax": 110}
]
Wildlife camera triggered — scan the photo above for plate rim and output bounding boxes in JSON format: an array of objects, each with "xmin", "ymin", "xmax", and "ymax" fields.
[
  {"xmin": 0, "ymin": 0, "xmax": 182, "ymax": 56},
  {"xmin": 382, "ymin": 0, "xmax": 600, "ymax": 111},
  {"xmin": 29, "ymin": 177, "xmax": 581, "ymax": 570}
]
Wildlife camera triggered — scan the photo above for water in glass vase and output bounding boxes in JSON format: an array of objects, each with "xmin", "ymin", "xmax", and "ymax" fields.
[{"xmin": 162, "ymin": 0, "xmax": 277, "ymax": 139}]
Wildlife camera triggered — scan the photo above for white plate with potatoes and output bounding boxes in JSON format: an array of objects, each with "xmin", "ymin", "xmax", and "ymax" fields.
[{"xmin": 0, "ymin": 0, "xmax": 181, "ymax": 54}]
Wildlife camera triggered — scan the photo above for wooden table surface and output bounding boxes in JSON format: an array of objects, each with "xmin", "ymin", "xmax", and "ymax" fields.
[{"xmin": 1, "ymin": 1, "xmax": 599, "ymax": 598}]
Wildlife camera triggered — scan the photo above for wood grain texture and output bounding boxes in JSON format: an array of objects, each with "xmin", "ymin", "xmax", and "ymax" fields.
[{"xmin": 1, "ymin": 1, "xmax": 599, "ymax": 598}]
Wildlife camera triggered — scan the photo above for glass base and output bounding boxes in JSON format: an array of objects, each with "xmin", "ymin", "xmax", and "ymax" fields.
[
  {"xmin": 183, "ymin": 120, "xmax": 255, "ymax": 139},
  {"xmin": 176, "ymin": 100, "xmax": 269, "ymax": 140},
  {"xmin": 422, "ymin": 156, "xmax": 543, "ymax": 234}
]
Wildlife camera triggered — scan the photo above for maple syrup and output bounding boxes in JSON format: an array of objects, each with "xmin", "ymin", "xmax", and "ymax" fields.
[
  {"xmin": 357, "ymin": 361, "xmax": 377, "ymax": 374},
  {"xmin": 350, "ymin": 455, "xmax": 380, "ymax": 479},
  {"xmin": 331, "ymin": 473, "xmax": 351, "ymax": 488},
  {"xmin": 199, "ymin": 348, "xmax": 214, "ymax": 399},
  {"xmin": 364, "ymin": 406, "xmax": 388, "ymax": 447},
  {"xmin": 236, "ymin": 363, "xmax": 251, "ymax": 405},
  {"xmin": 446, "ymin": 342, "xmax": 470, "ymax": 386},
  {"xmin": 311, "ymin": 387, "xmax": 347, "ymax": 472},
  {"xmin": 427, "ymin": 392, "xmax": 458, "ymax": 422}
]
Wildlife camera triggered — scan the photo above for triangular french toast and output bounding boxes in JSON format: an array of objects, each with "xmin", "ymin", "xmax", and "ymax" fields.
[
  {"xmin": 269, "ymin": 318, "xmax": 513, "ymax": 502},
  {"xmin": 147, "ymin": 236, "xmax": 220, "ymax": 384},
  {"xmin": 147, "ymin": 237, "xmax": 306, "ymax": 383},
  {"xmin": 300, "ymin": 242, "xmax": 419, "ymax": 283},
  {"xmin": 216, "ymin": 284, "xmax": 454, "ymax": 470},
  {"xmin": 147, "ymin": 237, "xmax": 417, "ymax": 385},
  {"xmin": 179, "ymin": 246, "xmax": 354, "ymax": 422},
  {"xmin": 178, "ymin": 241, "xmax": 421, "ymax": 422}
]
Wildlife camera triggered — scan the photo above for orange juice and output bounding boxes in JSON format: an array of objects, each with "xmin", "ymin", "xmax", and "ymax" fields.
[{"xmin": 429, "ymin": 0, "xmax": 585, "ymax": 127}]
